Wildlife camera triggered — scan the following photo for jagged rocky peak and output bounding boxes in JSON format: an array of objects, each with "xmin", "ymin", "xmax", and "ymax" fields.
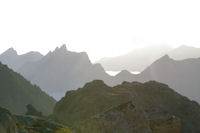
[
  {"xmin": 54, "ymin": 44, "xmax": 68, "ymax": 53},
  {"xmin": 1, "ymin": 47, "xmax": 17, "ymax": 56}
]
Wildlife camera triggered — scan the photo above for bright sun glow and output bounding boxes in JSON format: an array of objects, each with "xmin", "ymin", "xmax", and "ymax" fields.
[{"xmin": 0, "ymin": 0, "xmax": 200, "ymax": 62}]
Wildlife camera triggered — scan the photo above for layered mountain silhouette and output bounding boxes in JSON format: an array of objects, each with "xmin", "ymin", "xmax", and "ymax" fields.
[
  {"xmin": 97, "ymin": 44, "xmax": 200, "ymax": 71},
  {"xmin": 1, "ymin": 45, "xmax": 200, "ymax": 103},
  {"xmin": 114, "ymin": 55, "xmax": 200, "ymax": 103},
  {"xmin": 0, "ymin": 62, "xmax": 56, "ymax": 115},
  {"xmin": 0, "ymin": 48, "xmax": 43, "ymax": 71},
  {"xmin": 17, "ymin": 45, "xmax": 112, "ymax": 99},
  {"xmin": 53, "ymin": 80, "xmax": 200, "ymax": 133},
  {"xmin": 135, "ymin": 55, "xmax": 200, "ymax": 103}
]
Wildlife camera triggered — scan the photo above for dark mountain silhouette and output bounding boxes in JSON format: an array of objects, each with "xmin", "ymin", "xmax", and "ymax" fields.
[
  {"xmin": 18, "ymin": 45, "xmax": 112, "ymax": 99},
  {"xmin": 0, "ymin": 62, "xmax": 56, "ymax": 115},
  {"xmin": 97, "ymin": 44, "xmax": 200, "ymax": 71},
  {"xmin": 53, "ymin": 80, "xmax": 200, "ymax": 133},
  {"xmin": 0, "ymin": 48, "xmax": 43, "ymax": 71}
]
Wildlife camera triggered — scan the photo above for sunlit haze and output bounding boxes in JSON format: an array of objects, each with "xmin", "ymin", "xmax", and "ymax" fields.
[{"xmin": 1, "ymin": 0, "xmax": 200, "ymax": 62}]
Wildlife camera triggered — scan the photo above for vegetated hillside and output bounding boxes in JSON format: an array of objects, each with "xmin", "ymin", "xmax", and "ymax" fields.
[
  {"xmin": 53, "ymin": 80, "xmax": 200, "ymax": 133},
  {"xmin": 76, "ymin": 101, "xmax": 181, "ymax": 133},
  {"xmin": 18, "ymin": 45, "xmax": 112, "ymax": 100},
  {"xmin": 0, "ymin": 62, "xmax": 56, "ymax": 115},
  {"xmin": 0, "ymin": 106, "xmax": 72, "ymax": 133},
  {"xmin": 0, "ymin": 48, "xmax": 43, "ymax": 71},
  {"xmin": 0, "ymin": 106, "xmax": 18, "ymax": 133}
]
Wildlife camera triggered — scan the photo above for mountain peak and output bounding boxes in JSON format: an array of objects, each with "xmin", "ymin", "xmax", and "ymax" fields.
[
  {"xmin": 60, "ymin": 44, "xmax": 68, "ymax": 50},
  {"xmin": 84, "ymin": 80, "xmax": 107, "ymax": 88},
  {"xmin": 2, "ymin": 47, "xmax": 17, "ymax": 56},
  {"xmin": 117, "ymin": 70, "xmax": 132, "ymax": 76},
  {"xmin": 51, "ymin": 44, "xmax": 68, "ymax": 55},
  {"xmin": 160, "ymin": 55, "xmax": 172, "ymax": 61}
]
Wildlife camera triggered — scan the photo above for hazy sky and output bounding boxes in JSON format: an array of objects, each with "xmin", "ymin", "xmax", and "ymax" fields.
[{"xmin": 0, "ymin": 0, "xmax": 200, "ymax": 61}]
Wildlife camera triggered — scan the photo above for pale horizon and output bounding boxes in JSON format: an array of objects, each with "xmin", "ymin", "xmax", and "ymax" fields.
[{"xmin": 1, "ymin": 0, "xmax": 200, "ymax": 62}]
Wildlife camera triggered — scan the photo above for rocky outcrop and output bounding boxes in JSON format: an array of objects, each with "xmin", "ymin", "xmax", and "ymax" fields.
[
  {"xmin": 76, "ymin": 101, "xmax": 181, "ymax": 133},
  {"xmin": 25, "ymin": 104, "xmax": 42, "ymax": 117},
  {"xmin": 0, "ymin": 106, "xmax": 18, "ymax": 133},
  {"xmin": 53, "ymin": 80, "xmax": 200, "ymax": 133}
]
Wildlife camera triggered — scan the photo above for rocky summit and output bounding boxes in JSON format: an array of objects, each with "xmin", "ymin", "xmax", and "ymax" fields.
[
  {"xmin": 76, "ymin": 101, "xmax": 181, "ymax": 133},
  {"xmin": 53, "ymin": 80, "xmax": 200, "ymax": 133}
]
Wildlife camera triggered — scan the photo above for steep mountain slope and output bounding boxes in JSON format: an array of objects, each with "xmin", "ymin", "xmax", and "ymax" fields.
[
  {"xmin": 0, "ymin": 62, "xmax": 56, "ymax": 115},
  {"xmin": 53, "ymin": 80, "xmax": 200, "ymax": 133},
  {"xmin": 0, "ymin": 48, "xmax": 43, "ymax": 71},
  {"xmin": 135, "ymin": 55, "xmax": 200, "ymax": 103},
  {"xmin": 97, "ymin": 44, "xmax": 173, "ymax": 71},
  {"xmin": 18, "ymin": 45, "xmax": 112, "ymax": 99}
]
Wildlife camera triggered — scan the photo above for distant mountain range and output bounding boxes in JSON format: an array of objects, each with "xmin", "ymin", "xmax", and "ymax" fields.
[
  {"xmin": 97, "ymin": 44, "xmax": 200, "ymax": 71},
  {"xmin": 0, "ymin": 62, "xmax": 55, "ymax": 115},
  {"xmin": 113, "ymin": 55, "xmax": 200, "ymax": 103},
  {"xmin": 16, "ymin": 45, "xmax": 112, "ymax": 99},
  {"xmin": 53, "ymin": 80, "xmax": 200, "ymax": 133},
  {"xmin": 1, "ymin": 44, "xmax": 200, "ymax": 103},
  {"xmin": 0, "ymin": 48, "xmax": 43, "ymax": 71}
]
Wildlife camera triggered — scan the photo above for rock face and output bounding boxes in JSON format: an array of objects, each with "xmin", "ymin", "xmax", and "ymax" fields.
[
  {"xmin": 0, "ymin": 106, "xmax": 18, "ymax": 133},
  {"xmin": 53, "ymin": 80, "xmax": 200, "ymax": 133},
  {"xmin": 25, "ymin": 104, "xmax": 42, "ymax": 117},
  {"xmin": 0, "ymin": 62, "xmax": 56, "ymax": 115},
  {"xmin": 150, "ymin": 116, "xmax": 181, "ymax": 133},
  {"xmin": 76, "ymin": 101, "xmax": 181, "ymax": 133}
]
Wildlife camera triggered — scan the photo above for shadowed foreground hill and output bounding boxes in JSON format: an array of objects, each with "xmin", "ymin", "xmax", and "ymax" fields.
[
  {"xmin": 0, "ymin": 106, "xmax": 18, "ymax": 133},
  {"xmin": 0, "ymin": 62, "xmax": 56, "ymax": 115},
  {"xmin": 0, "ymin": 106, "xmax": 72, "ymax": 133},
  {"xmin": 53, "ymin": 80, "xmax": 200, "ymax": 133}
]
